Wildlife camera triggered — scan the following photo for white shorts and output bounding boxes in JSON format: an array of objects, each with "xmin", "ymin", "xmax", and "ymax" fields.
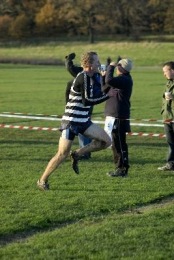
[{"xmin": 104, "ymin": 116, "xmax": 115, "ymax": 141}]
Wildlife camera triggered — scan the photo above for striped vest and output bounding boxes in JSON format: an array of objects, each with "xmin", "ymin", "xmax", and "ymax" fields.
[{"xmin": 62, "ymin": 72, "xmax": 91, "ymax": 125}]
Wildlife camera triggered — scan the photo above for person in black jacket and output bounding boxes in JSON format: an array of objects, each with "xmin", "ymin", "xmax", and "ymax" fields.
[
  {"xmin": 103, "ymin": 58, "xmax": 133, "ymax": 177},
  {"xmin": 37, "ymin": 51, "xmax": 117, "ymax": 190},
  {"xmin": 65, "ymin": 53, "xmax": 92, "ymax": 159}
]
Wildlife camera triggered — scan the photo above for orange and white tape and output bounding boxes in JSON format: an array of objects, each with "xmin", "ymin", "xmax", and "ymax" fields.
[
  {"xmin": 0, "ymin": 124, "xmax": 59, "ymax": 131},
  {"xmin": 0, "ymin": 124, "xmax": 166, "ymax": 138}
]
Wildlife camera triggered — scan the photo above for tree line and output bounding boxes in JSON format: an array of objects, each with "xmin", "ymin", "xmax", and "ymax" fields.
[{"xmin": 0, "ymin": 0, "xmax": 174, "ymax": 42}]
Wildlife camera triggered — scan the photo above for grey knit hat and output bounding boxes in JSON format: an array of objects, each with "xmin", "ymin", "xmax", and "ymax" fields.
[{"xmin": 118, "ymin": 58, "xmax": 133, "ymax": 72}]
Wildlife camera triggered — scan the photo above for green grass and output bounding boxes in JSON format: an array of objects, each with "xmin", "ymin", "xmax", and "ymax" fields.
[
  {"xmin": 0, "ymin": 41, "xmax": 173, "ymax": 66},
  {"xmin": 0, "ymin": 42, "xmax": 174, "ymax": 259}
]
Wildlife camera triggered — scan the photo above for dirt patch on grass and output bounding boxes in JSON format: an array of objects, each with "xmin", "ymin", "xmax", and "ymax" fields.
[{"xmin": 124, "ymin": 195, "xmax": 174, "ymax": 214}]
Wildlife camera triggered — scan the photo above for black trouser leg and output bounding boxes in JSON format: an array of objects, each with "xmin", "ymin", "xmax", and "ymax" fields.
[
  {"xmin": 111, "ymin": 139, "xmax": 120, "ymax": 164},
  {"xmin": 111, "ymin": 119, "xmax": 129, "ymax": 170},
  {"xmin": 164, "ymin": 123, "xmax": 174, "ymax": 165}
]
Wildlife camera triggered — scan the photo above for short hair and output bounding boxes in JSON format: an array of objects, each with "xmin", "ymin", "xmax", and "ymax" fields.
[
  {"xmin": 81, "ymin": 51, "xmax": 97, "ymax": 68},
  {"xmin": 163, "ymin": 61, "xmax": 174, "ymax": 70}
]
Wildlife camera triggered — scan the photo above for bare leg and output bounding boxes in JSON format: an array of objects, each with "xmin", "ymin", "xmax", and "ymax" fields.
[
  {"xmin": 75, "ymin": 123, "xmax": 111, "ymax": 156},
  {"xmin": 40, "ymin": 137, "xmax": 73, "ymax": 182}
]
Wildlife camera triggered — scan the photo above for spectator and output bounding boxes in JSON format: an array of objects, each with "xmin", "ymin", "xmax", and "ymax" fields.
[
  {"xmin": 158, "ymin": 61, "xmax": 174, "ymax": 171},
  {"xmin": 104, "ymin": 56, "xmax": 122, "ymax": 142},
  {"xmin": 103, "ymin": 58, "xmax": 133, "ymax": 177}
]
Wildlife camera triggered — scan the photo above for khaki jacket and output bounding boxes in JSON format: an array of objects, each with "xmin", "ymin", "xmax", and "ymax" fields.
[{"xmin": 161, "ymin": 79, "xmax": 174, "ymax": 121}]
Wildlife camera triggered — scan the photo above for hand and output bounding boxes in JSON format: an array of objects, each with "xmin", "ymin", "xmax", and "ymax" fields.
[
  {"xmin": 107, "ymin": 88, "xmax": 117, "ymax": 97},
  {"xmin": 110, "ymin": 62, "xmax": 117, "ymax": 67},
  {"xmin": 65, "ymin": 53, "xmax": 76, "ymax": 61},
  {"xmin": 165, "ymin": 92, "xmax": 172, "ymax": 100},
  {"xmin": 106, "ymin": 57, "xmax": 112, "ymax": 66},
  {"xmin": 116, "ymin": 55, "xmax": 122, "ymax": 64},
  {"xmin": 101, "ymin": 70, "xmax": 106, "ymax": 76}
]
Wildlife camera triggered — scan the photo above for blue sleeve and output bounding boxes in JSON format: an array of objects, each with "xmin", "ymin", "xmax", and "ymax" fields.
[
  {"xmin": 83, "ymin": 73, "xmax": 109, "ymax": 105},
  {"xmin": 73, "ymin": 72, "xmax": 109, "ymax": 106}
]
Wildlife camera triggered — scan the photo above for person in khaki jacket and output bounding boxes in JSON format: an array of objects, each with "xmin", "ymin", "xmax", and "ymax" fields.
[{"xmin": 158, "ymin": 61, "xmax": 174, "ymax": 171}]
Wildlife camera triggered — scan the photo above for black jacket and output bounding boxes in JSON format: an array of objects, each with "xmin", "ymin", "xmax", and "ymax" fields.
[
  {"xmin": 65, "ymin": 59, "xmax": 82, "ymax": 78},
  {"xmin": 104, "ymin": 65, "xmax": 133, "ymax": 118}
]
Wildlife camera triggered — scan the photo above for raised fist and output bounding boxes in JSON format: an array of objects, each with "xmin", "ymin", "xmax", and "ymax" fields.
[{"xmin": 65, "ymin": 53, "xmax": 76, "ymax": 61}]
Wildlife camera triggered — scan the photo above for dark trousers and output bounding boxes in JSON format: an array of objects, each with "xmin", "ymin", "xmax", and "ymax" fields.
[
  {"xmin": 111, "ymin": 119, "xmax": 130, "ymax": 169},
  {"xmin": 164, "ymin": 123, "xmax": 174, "ymax": 165}
]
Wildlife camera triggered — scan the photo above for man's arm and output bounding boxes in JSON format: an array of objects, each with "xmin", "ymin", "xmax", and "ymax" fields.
[
  {"xmin": 65, "ymin": 53, "xmax": 83, "ymax": 77},
  {"xmin": 65, "ymin": 80, "xmax": 73, "ymax": 103},
  {"xmin": 74, "ymin": 72, "xmax": 116, "ymax": 106}
]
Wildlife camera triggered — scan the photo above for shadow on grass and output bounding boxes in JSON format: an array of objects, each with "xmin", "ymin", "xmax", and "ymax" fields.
[
  {"xmin": 0, "ymin": 139, "xmax": 167, "ymax": 147},
  {"xmin": 1, "ymin": 193, "xmax": 174, "ymax": 247},
  {"xmin": 0, "ymin": 219, "xmax": 79, "ymax": 246}
]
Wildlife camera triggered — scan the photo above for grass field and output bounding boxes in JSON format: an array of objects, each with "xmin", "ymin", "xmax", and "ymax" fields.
[
  {"xmin": 0, "ymin": 40, "xmax": 173, "ymax": 66},
  {"xmin": 0, "ymin": 41, "xmax": 174, "ymax": 259}
]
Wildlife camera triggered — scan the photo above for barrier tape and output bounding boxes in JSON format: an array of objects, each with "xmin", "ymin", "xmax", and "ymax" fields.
[
  {"xmin": 0, "ymin": 124, "xmax": 59, "ymax": 131},
  {"xmin": 1, "ymin": 111, "xmax": 164, "ymax": 122},
  {"xmin": 0, "ymin": 124, "xmax": 166, "ymax": 138},
  {"xmin": 0, "ymin": 113, "xmax": 164, "ymax": 127},
  {"xmin": 127, "ymin": 132, "xmax": 165, "ymax": 138},
  {"xmin": 1, "ymin": 111, "xmax": 61, "ymax": 118}
]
